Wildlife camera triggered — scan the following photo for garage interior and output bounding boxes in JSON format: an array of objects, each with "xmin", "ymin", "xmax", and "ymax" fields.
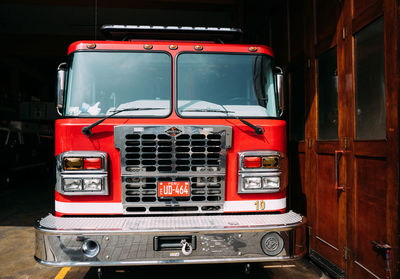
[{"xmin": 0, "ymin": 0, "xmax": 398, "ymax": 278}]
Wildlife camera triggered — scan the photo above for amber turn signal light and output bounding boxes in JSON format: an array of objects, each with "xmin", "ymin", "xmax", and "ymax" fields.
[
  {"xmin": 63, "ymin": 157, "xmax": 83, "ymax": 170},
  {"xmin": 262, "ymin": 156, "xmax": 279, "ymax": 168}
]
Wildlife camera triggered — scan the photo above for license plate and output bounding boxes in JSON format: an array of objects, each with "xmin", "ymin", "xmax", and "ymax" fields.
[{"xmin": 158, "ymin": 181, "xmax": 190, "ymax": 197}]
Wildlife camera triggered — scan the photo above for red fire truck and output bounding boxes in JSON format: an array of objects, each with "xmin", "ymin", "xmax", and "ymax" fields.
[{"xmin": 35, "ymin": 26, "xmax": 306, "ymax": 269}]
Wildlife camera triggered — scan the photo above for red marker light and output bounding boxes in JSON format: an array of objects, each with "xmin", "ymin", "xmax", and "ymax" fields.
[
  {"xmin": 86, "ymin": 43, "xmax": 96, "ymax": 49},
  {"xmin": 249, "ymin": 46, "xmax": 258, "ymax": 52},
  {"xmin": 244, "ymin": 157, "xmax": 261, "ymax": 168},
  {"xmin": 194, "ymin": 45, "xmax": 203, "ymax": 51},
  {"xmin": 84, "ymin": 158, "xmax": 102, "ymax": 170}
]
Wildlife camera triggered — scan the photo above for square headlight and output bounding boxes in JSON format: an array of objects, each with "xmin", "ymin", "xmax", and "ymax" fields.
[
  {"xmin": 83, "ymin": 178, "xmax": 102, "ymax": 191},
  {"xmin": 262, "ymin": 176, "xmax": 280, "ymax": 189},
  {"xmin": 63, "ymin": 178, "xmax": 83, "ymax": 191},
  {"xmin": 243, "ymin": 177, "xmax": 262, "ymax": 189}
]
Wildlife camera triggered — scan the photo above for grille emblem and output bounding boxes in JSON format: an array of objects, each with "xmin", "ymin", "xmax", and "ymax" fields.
[{"xmin": 165, "ymin": 127, "xmax": 182, "ymax": 136}]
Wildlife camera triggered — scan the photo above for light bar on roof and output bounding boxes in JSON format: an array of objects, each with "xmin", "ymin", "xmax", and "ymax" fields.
[
  {"xmin": 100, "ymin": 25, "xmax": 243, "ymax": 42},
  {"xmin": 101, "ymin": 25, "xmax": 242, "ymax": 33}
]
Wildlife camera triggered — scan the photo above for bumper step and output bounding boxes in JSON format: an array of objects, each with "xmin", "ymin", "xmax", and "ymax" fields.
[
  {"xmin": 38, "ymin": 211, "xmax": 303, "ymax": 232},
  {"xmin": 35, "ymin": 211, "xmax": 306, "ymax": 267}
]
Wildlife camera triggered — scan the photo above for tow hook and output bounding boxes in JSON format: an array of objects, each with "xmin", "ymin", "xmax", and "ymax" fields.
[{"xmin": 181, "ymin": 239, "xmax": 193, "ymax": 256}]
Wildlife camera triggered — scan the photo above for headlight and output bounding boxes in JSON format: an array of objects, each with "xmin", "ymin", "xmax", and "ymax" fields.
[
  {"xmin": 56, "ymin": 151, "xmax": 109, "ymax": 196},
  {"xmin": 244, "ymin": 177, "xmax": 262, "ymax": 189},
  {"xmin": 83, "ymin": 178, "xmax": 102, "ymax": 191},
  {"xmin": 238, "ymin": 151, "xmax": 285, "ymax": 194},
  {"xmin": 63, "ymin": 178, "xmax": 83, "ymax": 191},
  {"xmin": 262, "ymin": 176, "xmax": 280, "ymax": 189}
]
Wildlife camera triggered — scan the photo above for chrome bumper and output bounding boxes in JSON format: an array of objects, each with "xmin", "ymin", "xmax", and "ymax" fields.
[{"xmin": 35, "ymin": 211, "xmax": 307, "ymax": 267}]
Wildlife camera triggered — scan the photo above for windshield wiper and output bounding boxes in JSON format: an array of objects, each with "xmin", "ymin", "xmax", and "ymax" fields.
[
  {"xmin": 82, "ymin": 107, "xmax": 164, "ymax": 137},
  {"xmin": 237, "ymin": 118, "xmax": 264, "ymax": 135},
  {"xmin": 216, "ymin": 104, "xmax": 264, "ymax": 135},
  {"xmin": 182, "ymin": 107, "xmax": 264, "ymax": 135}
]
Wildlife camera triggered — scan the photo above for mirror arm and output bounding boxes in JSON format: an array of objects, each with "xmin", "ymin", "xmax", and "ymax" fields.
[
  {"xmin": 274, "ymin": 66, "xmax": 285, "ymax": 116},
  {"xmin": 56, "ymin": 62, "xmax": 67, "ymax": 116},
  {"xmin": 56, "ymin": 107, "xmax": 62, "ymax": 117}
]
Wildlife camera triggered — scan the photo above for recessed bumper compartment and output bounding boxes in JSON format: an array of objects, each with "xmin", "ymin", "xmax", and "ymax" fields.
[{"xmin": 154, "ymin": 235, "xmax": 197, "ymax": 251}]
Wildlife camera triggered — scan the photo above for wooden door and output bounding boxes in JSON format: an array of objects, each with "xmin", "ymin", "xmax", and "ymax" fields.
[
  {"xmin": 305, "ymin": 0, "xmax": 399, "ymax": 278},
  {"xmin": 346, "ymin": 1, "xmax": 399, "ymax": 278},
  {"xmin": 306, "ymin": 0, "xmax": 348, "ymax": 277},
  {"xmin": 310, "ymin": 45, "xmax": 348, "ymax": 276}
]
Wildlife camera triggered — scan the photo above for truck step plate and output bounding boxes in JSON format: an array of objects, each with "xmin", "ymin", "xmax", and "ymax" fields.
[{"xmin": 39, "ymin": 211, "xmax": 302, "ymax": 232}]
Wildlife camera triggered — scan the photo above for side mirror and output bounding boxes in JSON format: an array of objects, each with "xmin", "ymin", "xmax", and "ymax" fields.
[
  {"xmin": 56, "ymin": 63, "xmax": 67, "ymax": 116},
  {"xmin": 275, "ymin": 66, "xmax": 285, "ymax": 116}
]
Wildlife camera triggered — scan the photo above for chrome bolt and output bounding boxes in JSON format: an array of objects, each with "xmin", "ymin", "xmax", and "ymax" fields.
[
  {"xmin": 238, "ymin": 234, "xmax": 242, "ymax": 238},
  {"xmin": 238, "ymin": 252, "xmax": 242, "ymax": 256},
  {"xmin": 106, "ymin": 255, "xmax": 110, "ymax": 260},
  {"xmin": 105, "ymin": 237, "xmax": 110, "ymax": 241}
]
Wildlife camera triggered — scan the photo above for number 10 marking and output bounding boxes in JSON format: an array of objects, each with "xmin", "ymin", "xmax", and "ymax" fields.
[{"xmin": 254, "ymin": 200, "xmax": 266, "ymax": 210}]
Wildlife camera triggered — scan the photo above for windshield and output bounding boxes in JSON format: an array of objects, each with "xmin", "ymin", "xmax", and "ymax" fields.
[
  {"xmin": 65, "ymin": 51, "xmax": 171, "ymax": 117},
  {"xmin": 177, "ymin": 53, "xmax": 278, "ymax": 117}
]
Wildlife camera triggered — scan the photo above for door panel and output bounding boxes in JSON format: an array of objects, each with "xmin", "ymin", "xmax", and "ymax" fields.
[
  {"xmin": 353, "ymin": 157, "xmax": 387, "ymax": 278},
  {"xmin": 315, "ymin": 154, "xmax": 340, "ymax": 253}
]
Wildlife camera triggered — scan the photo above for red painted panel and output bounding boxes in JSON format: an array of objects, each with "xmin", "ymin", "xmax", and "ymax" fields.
[
  {"xmin": 55, "ymin": 118, "xmax": 287, "ymax": 205},
  {"xmin": 68, "ymin": 41, "xmax": 275, "ymax": 57}
]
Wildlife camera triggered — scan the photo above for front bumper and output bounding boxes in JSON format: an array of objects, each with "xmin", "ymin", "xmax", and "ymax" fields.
[{"xmin": 35, "ymin": 211, "xmax": 307, "ymax": 267}]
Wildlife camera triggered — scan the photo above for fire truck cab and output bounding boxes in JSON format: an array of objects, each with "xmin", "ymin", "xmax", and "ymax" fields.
[{"xmin": 34, "ymin": 26, "xmax": 306, "ymax": 267}]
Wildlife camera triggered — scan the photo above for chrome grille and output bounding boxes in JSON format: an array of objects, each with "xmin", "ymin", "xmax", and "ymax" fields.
[
  {"xmin": 124, "ymin": 133, "xmax": 223, "ymax": 172},
  {"xmin": 114, "ymin": 125, "xmax": 232, "ymax": 214}
]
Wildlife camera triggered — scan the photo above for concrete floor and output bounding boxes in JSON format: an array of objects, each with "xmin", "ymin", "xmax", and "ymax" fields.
[{"xmin": 0, "ymin": 173, "xmax": 330, "ymax": 279}]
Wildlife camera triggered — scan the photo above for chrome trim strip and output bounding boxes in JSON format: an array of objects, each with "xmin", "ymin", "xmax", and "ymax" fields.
[
  {"xmin": 35, "ymin": 251, "xmax": 307, "ymax": 267},
  {"xmin": 315, "ymin": 236, "xmax": 339, "ymax": 251},
  {"xmin": 354, "ymin": 261, "xmax": 380, "ymax": 279}
]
